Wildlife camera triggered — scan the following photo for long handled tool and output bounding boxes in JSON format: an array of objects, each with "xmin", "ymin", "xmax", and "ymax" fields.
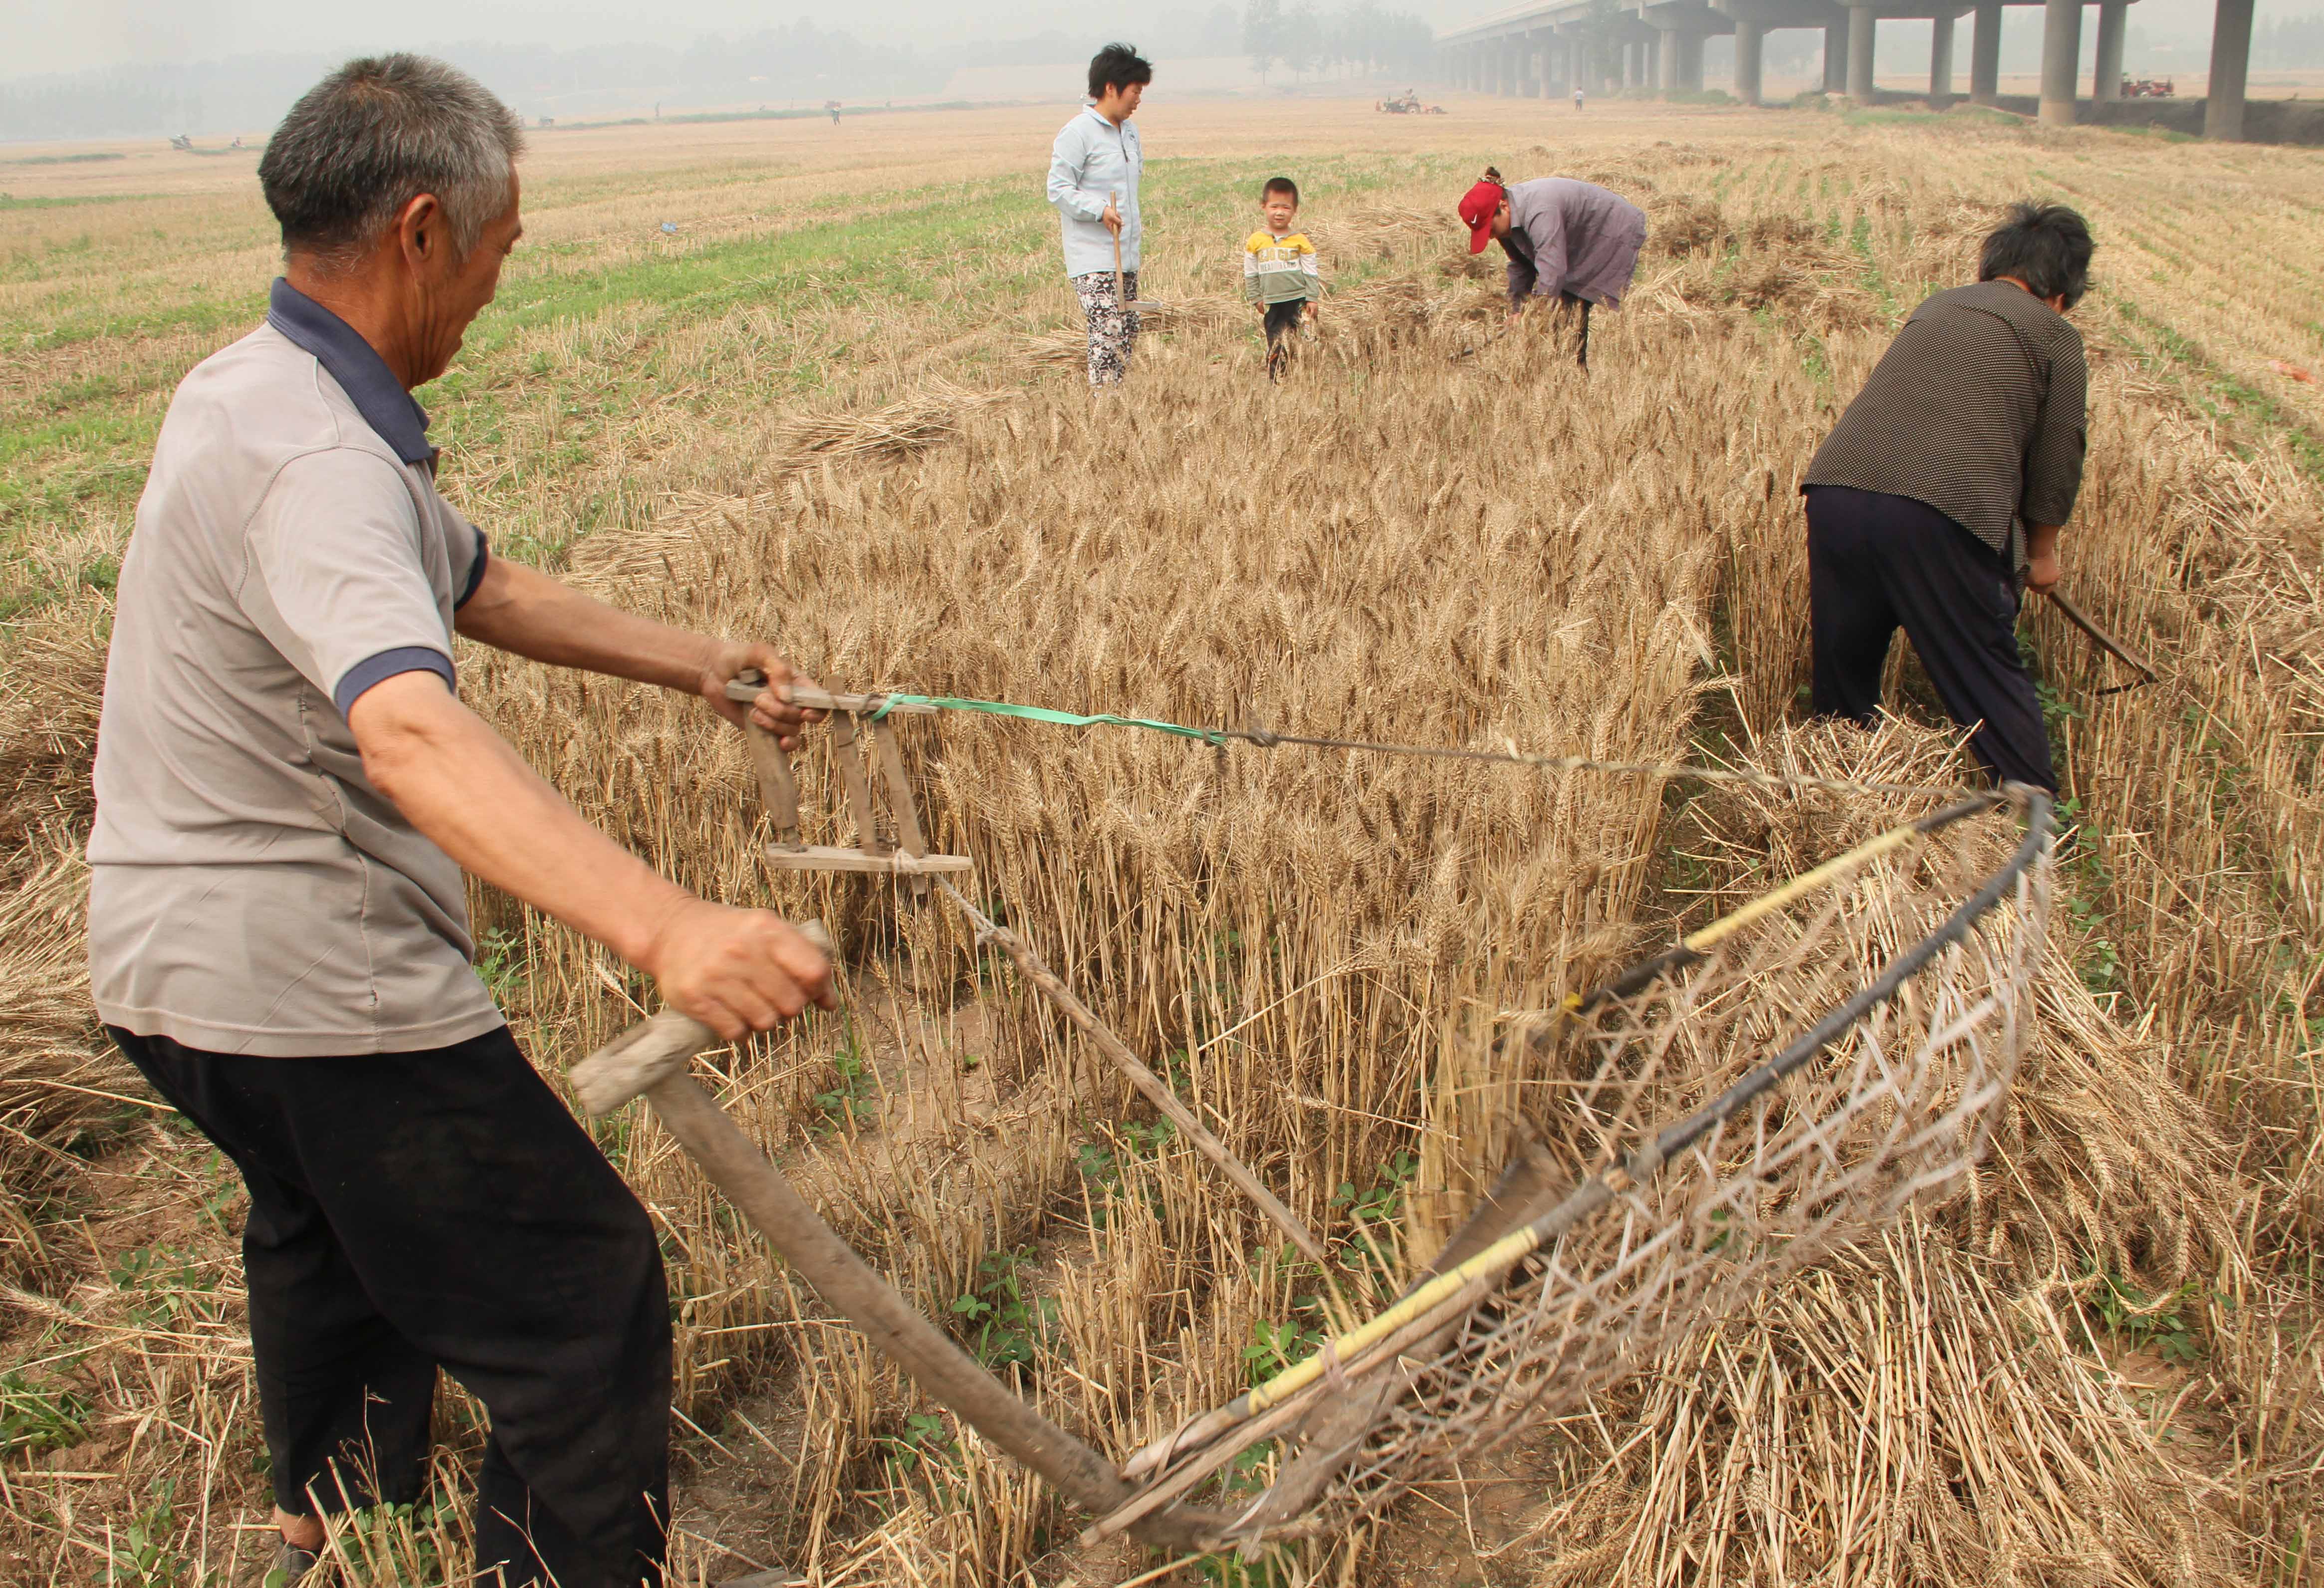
[
  {"xmin": 572, "ymin": 991, "xmax": 1226, "ymax": 1550},
  {"xmin": 2044, "ymin": 586, "xmax": 2160, "ymax": 694},
  {"xmin": 1108, "ymin": 189, "xmax": 1167, "ymax": 315},
  {"xmin": 1448, "ymin": 324, "xmax": 1507, "ymax": 362}
]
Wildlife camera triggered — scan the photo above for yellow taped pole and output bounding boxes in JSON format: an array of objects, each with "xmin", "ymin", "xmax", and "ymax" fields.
[
  {"xmin": 1559, "ymin": 792, "xmax": 1999, "ymax": 1018},
  {"xmin": 1681, "ymin": 819, "xmax": 1924, "ymax": 954},
  {"xmin": 1124, "ymin": 789, "xmax": 2017, "ymax": 1482}
]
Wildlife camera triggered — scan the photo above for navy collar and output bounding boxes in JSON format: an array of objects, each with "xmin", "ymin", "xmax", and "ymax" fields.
[{"xmin": 265, "ymin": 278, "xmax": 437, "ymax": 467}]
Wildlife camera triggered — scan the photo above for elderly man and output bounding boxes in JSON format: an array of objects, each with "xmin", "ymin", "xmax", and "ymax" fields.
[
  {"xmin": 1457, "ymin": 166, "xmax": 1646, "ymax": 368},
  {"xmin": 88, "ymin": 56, "xmax": 828, "ymax": 1588},
  {"xmin": 1801, "ymin": 202, "xmax": 2092, "ymax": 793}
]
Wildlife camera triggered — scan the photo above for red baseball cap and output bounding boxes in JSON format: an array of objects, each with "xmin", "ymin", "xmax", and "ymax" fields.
[{"xmin": 1458, "ymin": 178, "xmax": 1504, "ymax": 253}]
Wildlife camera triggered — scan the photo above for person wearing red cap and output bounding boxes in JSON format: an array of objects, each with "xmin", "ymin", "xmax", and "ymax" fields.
[{"xmin": 1457, "ymin": 167, "xmax": 1646, "ymax": 368}]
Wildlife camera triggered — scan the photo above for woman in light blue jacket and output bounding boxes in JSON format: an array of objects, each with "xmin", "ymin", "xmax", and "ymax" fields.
[{"xmin": 1047, "ymin": 43, "xmax": 1151, "ymax": 388}]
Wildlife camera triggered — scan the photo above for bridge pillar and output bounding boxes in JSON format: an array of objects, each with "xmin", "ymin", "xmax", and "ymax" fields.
[
  {"xmin": 2092, "ymin": 0, "xmax": 2126, "ymax": 99},
  {"xmin": 1735, "ymin": 19, "xmax": 1766, "ymax": 104},
  {"xmin": 2039, "ymin": 0, "xmax": 2082, "ymax": 125},
  {"xmin": 1824, "ymin": 12, "xmax": 1850, "ymax": 92},
  {"xmin": 1675, "ymin": 30, "xmax": 1705, "ymax": 92},
  {"xmin": 1656, "ymin": 27, "xmax": 1678, "ymax": 92},
  {"xmin": 1970, "ymin": 2, "xmax": 2003, "ymax": 102},
  {"xmin": 2205, "ymin": 0, "xmax": 2254, "ymax": 139},
  {"xmin": 1931, "ymin": 9, "xmax": 1958, "ymax": 102},
  {"xmin": 1847, "ymin": 5, "xmax": 1877, "ymax": 101}
]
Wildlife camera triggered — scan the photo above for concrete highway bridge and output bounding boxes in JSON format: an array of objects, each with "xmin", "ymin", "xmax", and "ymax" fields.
[{"xmin": 1436, "ymin": 0, "xmax": 2264, "ymax": 139}]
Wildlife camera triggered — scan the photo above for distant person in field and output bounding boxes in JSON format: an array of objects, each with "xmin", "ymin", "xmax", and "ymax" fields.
[
  {"xmin": 1801, "ymin": 202, "xmax": 2092, "ymax": 793},
  {"xmin": 1048, "ymin": 41, "xmax": 1150, "ymax": 388},
  {"xmin": 86, "ymin": 53, "xmax": 832, "ymax": 1588},
  {"xmin": 1244, "ymin": 177, "xmax": 1321, "ymax": 362},
  {"xmin": 1457, "ymin": 165, "xmax": 1644, "ymax": 368},
  {"xmin": 1574, "ymin": 86, "xmax": 1585, "ymax": 110}
]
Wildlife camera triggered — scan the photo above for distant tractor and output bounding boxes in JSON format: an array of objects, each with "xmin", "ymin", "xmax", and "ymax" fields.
[
  {"xmin": 2122, "ymin": 75, "xmax": 2176, "ymax": 97},
  {"xmin": 1377, "ymin": 89, "xmax": 1446, "ymax": 114}
]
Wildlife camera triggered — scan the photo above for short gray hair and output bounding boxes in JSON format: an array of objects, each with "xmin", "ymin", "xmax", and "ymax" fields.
[{"xmin": 258, "ymin": 54, "xmax": 524, "ymax": 271}]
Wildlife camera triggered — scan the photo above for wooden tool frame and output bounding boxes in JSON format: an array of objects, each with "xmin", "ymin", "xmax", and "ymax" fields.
[{"xmin": 726, "ymin": 674, "xmax": 970, "ymax": 893}]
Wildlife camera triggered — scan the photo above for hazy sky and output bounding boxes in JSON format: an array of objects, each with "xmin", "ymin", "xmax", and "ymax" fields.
[{"xmin": 4, "ymin": 0, "xmax": 2269, "ymax": 78}]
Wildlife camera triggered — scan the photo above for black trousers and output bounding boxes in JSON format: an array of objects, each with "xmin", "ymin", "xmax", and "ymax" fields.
[
  {"xmin": 1263, "ymin": 297, "xmax": 1306, "ymax": 346},
  {"xmin": 1804, "ymin": 485, "xmax": 2056, "ymax": 792},
  {"xmin": 110, "ymin": 1025, "xmax": 672, "ymax": 1588}
]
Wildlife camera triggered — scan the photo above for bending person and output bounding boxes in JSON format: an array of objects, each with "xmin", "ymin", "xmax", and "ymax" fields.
[
  {"xmin": 1047, "ymin": 42, "xmax": 1151, "ymax": 388},
  {"xmin": 86, "ymin": 55, "xmax": 832, "ymax": 1588},
  {"xmin": 1800, "ymin": 202, "xmax": 2093, "ymax": 793},
  {"xmin": 1457, "ymin": 165, "xmax": 1645, "ymax": 367}
]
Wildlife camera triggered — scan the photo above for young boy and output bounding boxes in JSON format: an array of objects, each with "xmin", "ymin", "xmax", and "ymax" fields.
[{"xmin": 1243, "ymin": 177, "xmax": 1321, "ymax": 356}]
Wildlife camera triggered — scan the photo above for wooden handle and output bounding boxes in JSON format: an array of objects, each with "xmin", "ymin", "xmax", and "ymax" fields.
[
  {"xmin": 573, "ymin": 1009, "xmax": 720, "ymax": 1117},
  {"xmin": 2044, "ymin": 587, "xmax": 2159, "ymax": 683},
  {"xmin": 1111, "ymin": 188, "xmax": 1125, "ymax": 302},
  {"xmin": 745, "ymin": 723, "xmax": 804, "ymax": 850},
  {"xmin": 721, "ymin": 681, "xmax": 938, "ymax": 716},
  {"xmin": 957, "ymin": 892, "xmax": 1327, "ymax": 1265},
  {"xmin": 572, "ymin": 921, "xmax": 838, "ymax": 1116},
  {"xmin": 635, "ymin": 1068, "xmax": 1224, "ymax": 1548}
]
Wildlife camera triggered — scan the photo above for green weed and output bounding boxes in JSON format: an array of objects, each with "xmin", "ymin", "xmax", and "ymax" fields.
[
  {"xmin": 813, "ymin": 1029, "xmax": 878, "ymax": 1132},
  {"xmin": 948, "ymin": 1247, "xmax": 1058, "ymax": 1370},
  {"xmin": 107, "ymin": 1477, "xmax": 190, "ymax": 1588},
  {"xmin": 0, "ymin": 1367, "xmax": 92, "ymax": 1457},
  {"xmin": 109, "ymin": 1244, "xmax": 223, "ymax": 1330},
  {"xmin": 2084, "ymin": 1265, "xmax": 2207, "ymax": 1365}
]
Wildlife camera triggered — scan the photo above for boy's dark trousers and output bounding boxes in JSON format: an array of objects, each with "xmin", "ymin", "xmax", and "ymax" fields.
[
  {"xmin": 1263, "ymin": 298, "xmax": 1305, "ymax": 346},
  {"xmin": 109, "ymin": 1024, "xmax": 673, "ymax": 1588},
  {"xmin": 1804, "ymin": 484, "xmax": 2057, "ymax": 793}
]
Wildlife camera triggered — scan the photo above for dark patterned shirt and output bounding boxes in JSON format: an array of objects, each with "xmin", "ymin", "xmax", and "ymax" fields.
[{"xmin": 1804, "ymin": 279, "xmax": 2087, "ymax": 566}]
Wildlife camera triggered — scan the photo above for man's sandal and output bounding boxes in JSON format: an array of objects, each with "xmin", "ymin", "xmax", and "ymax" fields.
[{"xmin": 256, "ymin": 1538, "xmax": 323, "ymax": 1588}]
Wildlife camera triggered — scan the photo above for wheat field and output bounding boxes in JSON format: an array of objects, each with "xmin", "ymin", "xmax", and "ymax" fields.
[{"xmin": 1, "ymin": 94, "xmax": 2320, "ymax": 1587}]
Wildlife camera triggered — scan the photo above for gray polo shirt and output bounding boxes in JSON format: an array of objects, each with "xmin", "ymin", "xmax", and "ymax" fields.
[{"xmin": 87, "ymin": 279, "xmax": 503, "ymax": 1056}]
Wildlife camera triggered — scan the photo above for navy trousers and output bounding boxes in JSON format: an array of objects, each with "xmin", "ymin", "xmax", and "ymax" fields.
[
  {"xmin": 1804, "ymin": 484, "xmax": 2057, "ymax": 792},
  {"xmin": 110, "ymin": 1024, "xmax": 672, "ymax": 1588}
]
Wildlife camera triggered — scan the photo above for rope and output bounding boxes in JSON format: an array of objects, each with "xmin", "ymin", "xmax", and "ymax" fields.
[{"xmin": 860, "ymin": 690, "xmax": 1983, "ymax": 801}]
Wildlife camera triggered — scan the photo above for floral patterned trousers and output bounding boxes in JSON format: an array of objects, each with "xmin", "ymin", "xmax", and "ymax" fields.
[{"xmin": 1071, "ymin": 269, "xmax": 1141, "ymax": 387}]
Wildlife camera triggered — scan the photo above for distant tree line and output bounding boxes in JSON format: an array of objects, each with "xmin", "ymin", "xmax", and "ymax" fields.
[
  {"xmin": 0, "ymin": 7, "xmax": 1290, "ymax": 142},
  {"xmin": 2254, "ymin": 10, "xmax": 2324, "ymax": 67},
  {"xmin": 1242, "ymin": 1, "xmax": 1438, "ymax": 83}
]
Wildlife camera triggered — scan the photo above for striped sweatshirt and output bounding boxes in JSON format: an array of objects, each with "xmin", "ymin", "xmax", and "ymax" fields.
[{"xmin": 1243, "ymin": 230, "xmax": 1322, "ymax": 305}]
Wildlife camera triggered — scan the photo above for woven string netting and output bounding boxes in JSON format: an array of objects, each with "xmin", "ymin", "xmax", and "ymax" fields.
[{"xmin": 1204, "ymin": 809, "xmax": 2055, "ymax": 1547}]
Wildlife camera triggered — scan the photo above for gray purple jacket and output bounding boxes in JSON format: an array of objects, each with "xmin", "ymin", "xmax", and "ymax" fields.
[{"xmin": 1500, "ymin": 178, "xmax": 1648, "ymax": 311}]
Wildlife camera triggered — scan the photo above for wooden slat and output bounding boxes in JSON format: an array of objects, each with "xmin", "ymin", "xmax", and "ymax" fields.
[{"xmin": 761, "ymin": 845, "xmax": 972, "ymax": 876}]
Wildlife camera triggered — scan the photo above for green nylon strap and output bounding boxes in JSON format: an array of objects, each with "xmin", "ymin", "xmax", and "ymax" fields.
[{"xmin": 867, "ymin": 693, "xmax": 1225, "ymax": 745}]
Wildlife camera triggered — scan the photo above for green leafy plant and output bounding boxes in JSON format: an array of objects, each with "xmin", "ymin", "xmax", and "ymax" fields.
[
  {"xmin": 1332, "ymin": 1150, "xmax": 1417, "ymax": 1288},
  {"xmin": 948, "ymin": 1247, "xmax": 1058, "ymax": 1370},
  {"xmin": 1241, "ymin": 1316, "xmax": 1323, "ymax": 1386},
  {"xmin": 0, "ymin": 1367, "xmax": 91, "ymax": 1457},
  {"xmin": 109, "ymin": 1244, "xmax": 219, "ymax": 1329},
  {"xmin": 879, "ymin": 1409, "xmax": 962, "ymax": 1503},
  {"xmin": 473, "ymin": 926, "xmax": 528, "ymax": 1002},
  {"xmin": 2085, "ymin": 1265, "xmax": 2207, "ymax": 1365},
  {"xmin": 110, "ymin": 1477, "xmax": 189, "ymax": 1588},
  {"xmin": 1195, "ymin": 1545, "xmax": 1300, "ymax": 1587},
  {"xmin": 813, "ymin": 1030, "xmax": 877, "ymax": 1132}
]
